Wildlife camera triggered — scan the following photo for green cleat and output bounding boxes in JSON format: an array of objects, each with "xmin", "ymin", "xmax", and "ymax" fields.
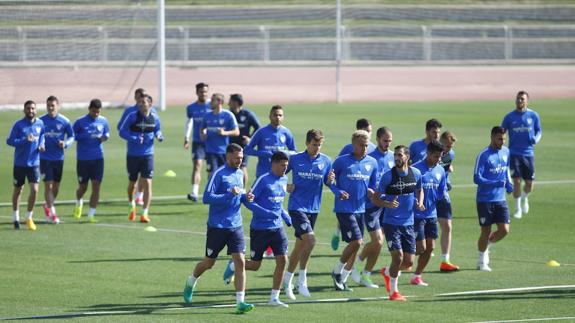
[
  {"xmin": 183, "ymin": 279, "xmax": 195, "ymax": 303},
  {"xmin": 88, "ymin": 216, "xmax": 98, "ymax": 223},
  {"xmin": 331, "ymin": 232, "xmax": 340, "ymax": 251},
  {"xmin": 235, "ymin": 301, "xmax": 254, "ymax": 314},
  {"xmin": 73, "ymin": 205, "xmax": 83, "ymax": 219}
]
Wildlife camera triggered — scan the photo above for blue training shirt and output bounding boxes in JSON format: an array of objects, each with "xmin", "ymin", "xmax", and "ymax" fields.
[
  {"xmin": 338, "ymin": 142, "xmax": 377, "ymax": 157},
  {"xmin": 202, "ymin": 110, "xmax": 238, "ymax": 154},
  {"xmin": 474, "ymin": 145, "xmax": 513, "ymax": 202},
  {"xmin": 73, "ymin": 114, "xmax": 110, "ymax": 161},
  {"xmin": 203, "ymin": 164, "xmax": 247, "ymax": 229},
  {"xmin": 246, "ymin": 172, "xmax": 289, "ymax": 230},
  {"xmin": 119, "ymin": 110, "xmax": 162, "ymax": 157},
  {"xmin": 409, "ymin": 139, "xmax": 427, "ymax": 165},
  {"xmin": 117, "ymin": 105, "xmax": 158, "ymax": 131},
  {"xmin": 244, "ymin": 124, "xmax": 297, "ymax": 178},
  {"xmin": 230, "ymin": 108, "xmax": 260, "ymax": 146},
  {"xmin": 330, "ymin": 153, "xmax": 378, "ymax": 214},
  {"xmin": 501, "ymin": 108, "xmax": 542, "ymax": 157},
  {"xmin": 40, "ymin": 114, "xmax": 74, "ymax": 161},
  {"xmin": 365, "ymin": 148, "xmax": 395, "ymax": 209},
  {"xmin": 6, "ymin": 118, "xmax": 45, "ymax": 167},
  {"xmin": 378, "ymin": 166, "xmax": 422, "ymax": 226},
  {"xmin": 287, "ymin": 151, "xmax": 332, "ymax": 213},
  {"xmin": 412, "ymin": 160, "xmax": 447, "ymax": 219},
  {"xmin": 186, "ymin": 100, "xmax": 211, "ymax": 142}
]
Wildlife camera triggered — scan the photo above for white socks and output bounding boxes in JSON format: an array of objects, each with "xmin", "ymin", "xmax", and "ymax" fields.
[
  {"xmin": 13, "ymin": 210, "xmax": 19, "ymax": 222},
  {"xmin": 26, "ymin": 211, "xmax": 33, "ymax": 219},
  {"xmin": 76, "ymin": 199, "xmax": 83, "ymax": 207},
  {"xmin": 298, "ymin": 269, "xmax": 307, "ymax": 286},
  {"xmin": 192, "ymin": 184, "xmax": 199, "ymax": 196},
  {"xmin": 442, "ymin": 254, "xmax": 450, "ymax": 263},
  {"xmin": 270, "ymin": 289, "xmax": 280, "ymax": 300},
  {"xmin": 187, "ymin": 275, "xmax": 198, "ymax": 287},
  {"xmin": 88, "ymin": 208, "xmax": 96, "ymax": 217},
  {"xmin": 236, "ymin": 291, "xmax": 245, "ymax": 304},
  {"xmin": 283, "ymin": 271, "xmax": 294, "ymax": 286},
  {"xmin": 341, "ymin": 269, "xmax": 351, "ymax": 283},
  {"xmin": 333, "ymin": 261, "xmax": 345, "ymax": 274},
  {"xmin": 514, "ymin": 197, "xmax": 521, "ymax": 211},
  {"xmin": 390, "ymin": 277, "xmax": 398, "ymax": 293}
]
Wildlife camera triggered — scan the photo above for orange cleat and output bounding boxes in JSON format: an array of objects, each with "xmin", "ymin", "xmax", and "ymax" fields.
[
  {"xmin": 380, "ymin": 267, "xmax": 391, "ymax": 293},
  {"xmin": 128, "ymin": 205, "xmax": 137, "ymax": 221},
  {"xmin": 140, "ymin": 215, "xmax": 150, "ymax": 223},
  {"xmin": 440, "ymin": 262, "xmax": 460, "ymax": 272},
  {"xmin": 389, "ymin": 291, "xmax": 407, "ymax": 301}
]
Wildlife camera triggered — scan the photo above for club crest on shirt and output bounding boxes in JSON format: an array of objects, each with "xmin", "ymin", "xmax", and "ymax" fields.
[
  {"xmin": 300, "ymin": 223, "xmax": 308, "ymax": 231},
  {"xmin": 206, "ymin": 248, "xmax": 213, "ymax": 256},
  {"xmin": 527, "ymin": 118, "xmax": 532, "ymax": 125},
  {"xmin": 96, "ymin": 124, "xmax": 103, "ymax": 132},
  {"xmin": 56, "ymin": 124, "xmax": 62, "ymax": 130},
  {"xmin": 34, "ymin": 127, "xmax": 40, "ymax": 134},
  {"xmin": 219, "ymin": 119, "xmax": 225, "ymax": 125},
  {"xmin": 240, "ymin": 116, "xmax": 246, "ymax": 122},
  {"xmin": 318, "ymin": 162, "xmax": 324, "ymax": 170},
  {"xmin": 280, "ymin": 135, "xmax": 286, "ymax": 143},
  {"xmin": 365, "ymin": 164, "xmax": 372, "ymax": 172},
  {"xmin": 282, "ymin": 184, "xmax": 287, "ymax": 192},
  {"xmin": 388, "ymin": 160, "xmax": 394, "ymax": 168},
  {"xmin": 435, "ymin": 173, "xmax": 442, "ymax": 181}
]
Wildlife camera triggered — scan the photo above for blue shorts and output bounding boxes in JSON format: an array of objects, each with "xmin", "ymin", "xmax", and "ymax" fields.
[
  {"xmin": 289, "ymin": 210, "xmax": 317, "ymax": 239},
  {"xmin": 436, "ymin": 198, "xmax": 453, "ymax": 219},
  {"xmin": 205, "ymin": 153, "xmax": 226, "ymax": 174},
  {"xmin": 205, "ymin": 226, "xmax": 245, "ymax": 259},
  {"xmin": 191, "ymin": 141, "xmax": 206, "ymax": 160},
  {"xmin": 127, "ymin": 155, "xmax": 154, "ymax": 181},
  {"xmin": 77, "ymin": 159, "xmax": 104, "ymax": 184},
  {"xmin": 510, "ymin": 155, "xmax": 535, "ymax": 181},
  {"xmin": 13, "ymin": 166, "xmax": 40, "ymax": 187},
  {"xmin": 40, "ymin": 159, "xmax": 64, "ymax": 182},
  {"xmin": 382, "ymin": 224, "xmax": 416, "ymax": 254},
  {"xmin": 414, "ymin": 217, "xmax": 439, "ymax": 241},
  {"xmin": 477, "ymin": 201, "xmax": 510, "ymax": 227},
  {"xmin": 336, "ymin": 213, "xmax": 364, "ymax": 243},
  {"xmin": 249, "ymin": 227, "xmax": 289, "ymax": 261},
  {"xmin": 364, "ymin": 207, "xmax": 382, "ymax": 232}
]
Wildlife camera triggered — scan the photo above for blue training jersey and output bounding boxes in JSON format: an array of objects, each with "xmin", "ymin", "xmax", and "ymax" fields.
[
  {"xmin": 412, "ymin": 160, "xmax": 446, "ymax": 219},
  {"xmin": 287, "ymin": 151, "xmax": 332, "ymax": 213},
  {"xmin": 409, "ymin": 139, "xmax": 427, "ymax": 165},
  {"xmin": 119, "ymin": 110, "xmax": 162, "ymax": 157},
  {"xmin": 474, "ymin": 145, "xmax": 513, "ymax": 202},
  {"xmin": 365, "ymin": 148, "xmax": 395, "ymax": 209},
  {"xmin": 379, "ymin": 166, "xmax": 422, "ymax": 226},
  {"xmin": 330, "ymin": 154, "xmax": 378, "ymax": 214},
  {"xmin": 117, "ymin": 105, "xmax": 158, "ymax": 131},
  {"xmin": 39, "ymin": 114, "xmax": 74, "ymax": 161},
  {"xmin": 203, "ymin": 164, "xmax": 247, "ymax": 229},
  {"xmin": 6, "ymin": 118, "xmax": 45, "ymax": 167},
  {"xmin": 247, "ymin": 172, "xmax": 289, "ymax": 230},
  {"xmin": 186, "ymin": 100, "xmax": 211, "ymax": 142},
  {"xmin": 338, "ymin": 142, "xmax": 377, "ymax": 157},
  {"xmin": 230, "ymin": 108, "xmax": 260, "ymax": 146},
  {"xmin": 202, "ymin": 110, "xmax": 238, "ymax": 154},
  {"xmin": 73, "ymin": 114, "xmax": 110, "ymax": 161},
  {"xmin": 244, "ymin": 124, "xmax": 297, "ymax": 178},
  {"xmin": 501, "ymin": 108, "xmax": 542, "ymax": 157}
]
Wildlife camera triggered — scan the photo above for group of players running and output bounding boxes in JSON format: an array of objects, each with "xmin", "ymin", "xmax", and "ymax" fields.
[{"xmin": 5, "ymin": 83, "xmax": 541, "ymax": 314}]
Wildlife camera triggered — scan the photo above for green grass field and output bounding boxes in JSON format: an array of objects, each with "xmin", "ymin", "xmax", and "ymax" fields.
[{"xmin": 1, "ymin": 99, "xmax": 574, "ymax": 322}]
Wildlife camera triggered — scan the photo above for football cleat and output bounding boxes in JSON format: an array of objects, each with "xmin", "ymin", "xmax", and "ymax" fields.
[
  {"xmin": 440, "ymin": 261, "xmax": 459, "ymax": 272},
  {"xmin": 235, "ymin": 301, "xmax": 254, "ymax": 314},
  {"xmin": 223, "ymin": 260, "xmax": 235, "ymax": 285},
  {"xmin": 283, "ymin": 282, "xmax": 296, "ymax": 300},
  {"xmin": 380, "ymin": 267, "xmax": 391, "ymax": 293},
  {"xmin": 360, "ymin": 273, "xmax": 379, "ymax": 288},
  {"xmin": 13, "ymin": 221, "xmax": 20, "ymax": 230},
  {"xmin": 73, "ymin": 205, "xmax": 83, "ymax": 219},
  {"xmin": 331, "ymin": 272, "xmax": 344, "ymax": 291},
  {"xmin": 128, "ymin": 205, "xmax": 137, "ymax": 221},
  {"xmin": 183, "ymin": 279, "xmax": 195, "ymax": 303},
  {"xmin": 187, "ymin": 194, "xmax": 198, "ymax": 202},
  {"xmin": 297, "ymin": 283, "xmax": 311, "ymax": 297},
  {"xmin": 389, "ymin": 291, "xmax": 407, "ymax": 301},
  {"xmin": 410, "ymin": 276, "xmax": 429, "ymax": 286},
  {"xmin": 140, "ymin": 215, "xmax": 150, "ymax": 223},
  {"xmin": 267, "ymin": 298, "xmax": 289, "ymax": 308},
  {"xmin": 477, "ymin": 263, "xmax": 492, "ymax": 272},
  {"xmin": 522, "ymin": 197, "xmax": 529, "ymax": 214},
  {"xmin": 331, "ymin": 232, "xmax": 340, "ymax": 251},
  {"xmin": 25, "ymin": 218, "xmax": 37, "ymax": 231}
]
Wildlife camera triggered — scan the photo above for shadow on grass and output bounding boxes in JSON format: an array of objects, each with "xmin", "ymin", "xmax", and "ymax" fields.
[
  {"xmin": 68, "ymin": 256, "xmax": 204, "ymax": 264},
  {"xmin": 416, "ymin": 288, "xmax": 575, "ymax": 303}
]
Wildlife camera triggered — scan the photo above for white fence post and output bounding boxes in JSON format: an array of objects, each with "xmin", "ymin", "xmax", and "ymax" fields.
[
  {"xmin": 422, "ymin": 25, "xmax": 431, "ymax": 61},
  {"xmin": 504, "ymin": 25, "xmax": 513, "ymax": 61},
  {"xmin": 260, "ymin": 25, "xmax": 270, "ymax": 62}
]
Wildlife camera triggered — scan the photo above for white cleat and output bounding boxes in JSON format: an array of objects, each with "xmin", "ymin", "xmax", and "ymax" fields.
[
  {"xmin": 297, "ymin": 283, "xmax": 311, "ymax": 297},
  {"xmin": 477, "ymin": 263, "xmax": 492, "ymax": 272},
  {"xmin": 268, "ymin": 298, "xmax": 289, "ymax": 308},
  {"xmin": 351, "ymin": 267, "xmax": 361, "ymax": 284},
  {"xmin": 522, "ymin": 197, "xmax": 529, "ymax": 214},
  {"xmin": 283, "ymin": 282, "xmax": 296, "ymax": 300},
  {"xmin": 512, "ymin": 208, "xmax": 522, "ymax": 219}
]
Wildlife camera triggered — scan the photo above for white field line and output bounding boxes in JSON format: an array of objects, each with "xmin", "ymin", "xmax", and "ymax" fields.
[
  {"xmin": 0, "ymin": 179, "xmax": 574, "ymax": 207},
  {"xmin": 437, "ymin": 285, "xmax": 575, "ymax": 297},
  {"xmin": 468, "ymin": 316, "xmax": 575, "ymax": 323},
  {"xmin": 0, "ymin": 296, "xmax": 395, "ymax": 321}
]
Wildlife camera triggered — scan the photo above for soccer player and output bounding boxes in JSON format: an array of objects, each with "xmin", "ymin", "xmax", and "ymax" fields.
[
  {"xmin": 119, "ymin": 94, "xmax": 163, "ymax": 223},
  {"xmin": 39, "ymin": 95, "xmax": 74, "ymax": 224},
  {"xmin": 224, "ymin": 151, "xmax": 293, "ymax": 307},
  {"xmin": 330, "ymin": 130, "xmax": 378, "ymax": 292},
  {"xmin": 244, "ymin": 105, "xmax": 297, "ymax": 179},
  {"xmin": 474, "ymin": 126, "xmax": 513, "ymax": 272},
  {"xmin": 411, "ymin": 140, "xmax": 447, "ymax": 286},
  {"xmin": 72, "ymin": 99, "xmax": 110, "ymax": 223},
  {"xmin": 228, "ymin": 93, "xmax": 260, "ymax": 186},
  {"xmin": 437, "ymin": 131, "xmax": 460, "ymax": 272},
  {"xmin": 373, "ymin": 145, "xmax": 424, "ymax": 301},
  {"xmin": 182, "ymin": 144, "xmax": 255, "ymax": 314},
  {"xmin": 352, "ymin": 126, "xmax": 394, "ymax": 288},
  {"xmin": 7, "ymin": 100, "xmax": 45, "ymax": 230},
  {"xmin": 332, "ymin": 118, "xmax": 377, "ymax": 251},
  {"xmin": 184, "ymin": 82, "xmax": 211, "ymax": 201},
  {"xmin": 200, "ymin": 93, "xmax": 239, "ymax": 178},
  {"xmin": 409, "ymin": 118, "xmax": 442, "ymax": 165},
  {"xmin": 282, "ymin": 129, "xmax": 334, "ymax": 300},
  {"xmin": 117, "ymin": 88, "xmax": 148, "ymax": 206},
  {"xmin": 501, "ymin": 91, "xmax": 542, "ymax": 219}
]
